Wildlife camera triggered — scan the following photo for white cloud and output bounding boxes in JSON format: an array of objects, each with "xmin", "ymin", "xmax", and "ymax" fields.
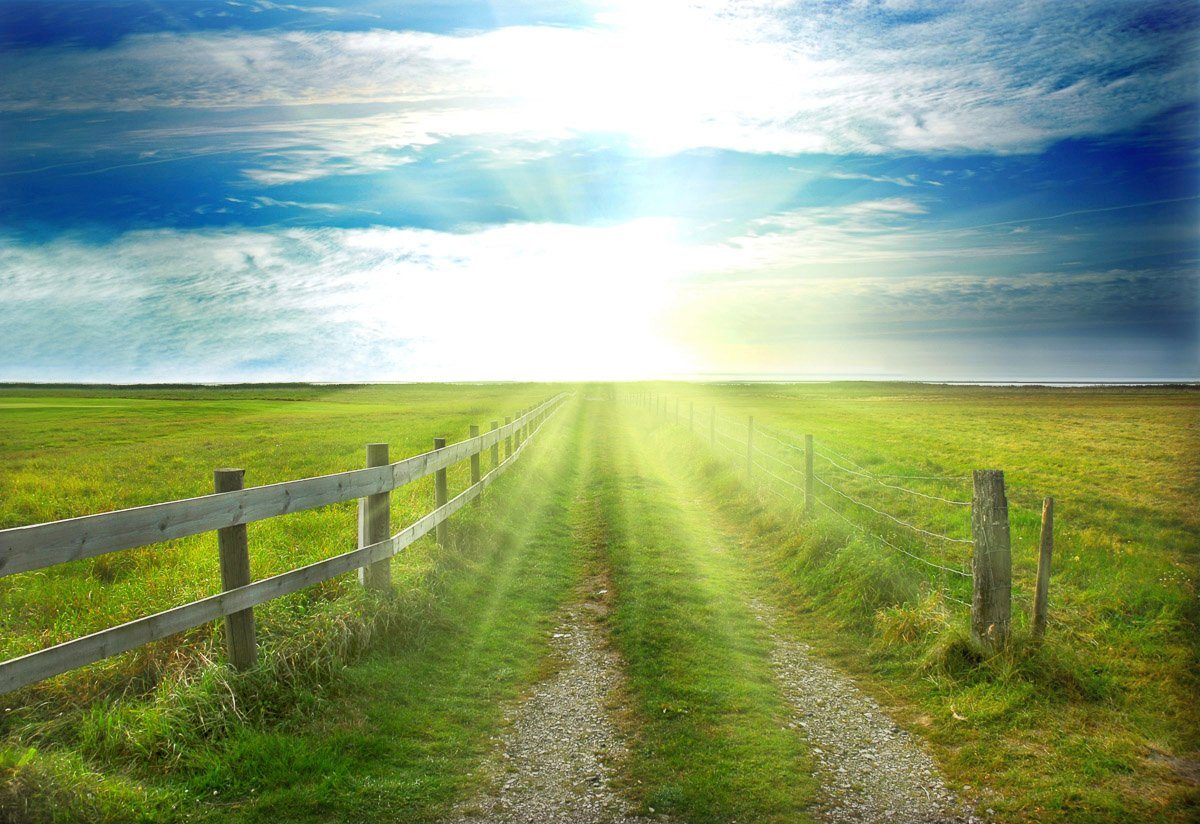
[
  {"xmin": 1, "ymin": 0, "xmax": 1193, "ymax": 158},
  {"xmin": 0, "ymin": 221, "xmax": 695, "ymax": 382},
  {"xmin": 687, "ymin": 197, "xmax": 1052, "ymax": 274},
  {"xmin": 827, "ymin": 172, "xmax": 918, "ymax": 187},
  {"xmin": 1, "ymin": 200, "xmax": 1193, "ymax": 381}
]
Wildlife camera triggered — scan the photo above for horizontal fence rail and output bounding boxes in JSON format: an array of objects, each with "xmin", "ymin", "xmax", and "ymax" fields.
[
  {"xmin": 0, "ymin": 394, "xmax": 569, "ymax": 695},
  {"xmin": 0, "ymin": 398, "xmax": 560, "ymax": 578}
]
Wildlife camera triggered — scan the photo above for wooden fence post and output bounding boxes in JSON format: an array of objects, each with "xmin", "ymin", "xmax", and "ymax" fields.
[
  {"xmin": 504, "ymin": 416, "xmax": 513, "ymax": 459},
  {"xmin": 747, "ymin": 416, "xmax": 754, "ymax": 478},
  {"xmin": 491, "ymin": 420, "xmax": 500, "ymax": 468},
  {"xmin": 1032, "ymin": 496, "xmax": 1054, "ymax": 639},
  {"xmin": 469, "ymin": 424, "xmax": 482, "ymax": 493},
  {"xmin": 434, "ymin": 437, "xmax": 449, "ymax": 546},
  {"xmin": 357, "ymin": 443, "xmax": 392, "ymax": 593},
  {"xmin": 971, "ymin": 470, "xmax": 1012, "ymax": 649},
  {"xmin": 805, "ymin": 434, "xmax": 814, "ymax": 514},
  {"xmin": 214, "ymin": 468, "xmax": 256, "ymax": 670}
]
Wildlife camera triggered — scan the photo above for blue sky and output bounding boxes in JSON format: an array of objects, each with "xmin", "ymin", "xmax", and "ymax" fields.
[{"xmin": 0, "ymin": 0, "xmax": 1197, "ymax": 382}]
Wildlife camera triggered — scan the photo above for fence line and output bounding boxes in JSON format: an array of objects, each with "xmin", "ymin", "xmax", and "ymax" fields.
[
  {"xmin": 812, "ymin": 476, "xmax": 974, "ymax": 545},
  {"xmin": 0, "ymin": 394, "xmax": 570, "ymax": 695},
  {"xmin": 753, "ymin": 443, "xmax": 804, "ymax": 473},
  {"xmin": 812, "ymin": 449, "xmax": 972, "ymax": 505},
  {"xmin": 814, "ymin": 497, "xmax": 971, "ymax": 583},
  {"xmin": 752, "ymin": 459, "xmax": 806, "ymax": 492},
  {"xmin": 812, "ymin": 441, "xmax": 968, "ymax": 483},
  {"xmin": 628, "ymin": 391, "xmax": 1042, "ymax": 647}
]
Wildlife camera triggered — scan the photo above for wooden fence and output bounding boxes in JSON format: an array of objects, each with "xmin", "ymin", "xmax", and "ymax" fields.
[
  {"xmin": 0, "ymin": 393, "xmax": 570, "ymax": 695},
  {"xmin": 626, "ymin": 391, "xmax": 1054, "ymax": 650}
]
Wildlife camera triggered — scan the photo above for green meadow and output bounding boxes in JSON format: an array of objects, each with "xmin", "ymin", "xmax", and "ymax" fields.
[{"xmin": 0, "ymin": 383, "xmax": 1196, "ymax": 822}]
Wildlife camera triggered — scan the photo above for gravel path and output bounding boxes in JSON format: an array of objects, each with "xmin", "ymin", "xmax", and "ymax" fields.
[
  {"xmin": 749, "ymin": 599, "xmax": 985, "ymax": 824},
  {"xmin": 447, "ymin": 591, "xmax": 655, "ymax": 824}
]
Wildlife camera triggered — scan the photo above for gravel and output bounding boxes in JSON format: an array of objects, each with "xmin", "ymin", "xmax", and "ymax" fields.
[
  {"xmin": 447, "ymin": 591, "xmax": 657, "ymax": 824},
  {"xmin": 445, "ymin": 584, "xmax": 986, "ymax": 823},
  {"xmin": 749, "ymin": 599, "xmax": 986, "ymax": 824}
]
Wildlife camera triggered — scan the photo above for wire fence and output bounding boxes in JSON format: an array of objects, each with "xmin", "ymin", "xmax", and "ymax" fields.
[
  {"xmin": 632, "ymin": 397, "xmax": 994, "ymax": 612},
  {"xmin": 623, "ymin": 391, "xmax": 1062, "ymax": 646}
]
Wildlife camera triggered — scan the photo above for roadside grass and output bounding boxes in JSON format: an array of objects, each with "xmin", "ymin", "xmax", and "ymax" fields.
[
  {"xmin": 1, "ymin": 386, "xmax": 579, "ymax": 822},
  {"xmin": 588, "ymin": 396, "xmax": 816, "ymax": 823},
  {"xmin": 625, "ymin": 384, "xmax": 1200, "ymax": 822}
]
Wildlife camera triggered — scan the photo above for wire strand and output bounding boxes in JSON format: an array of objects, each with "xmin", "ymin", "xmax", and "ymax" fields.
[
  {"xmin": 753, "ymin": 459, "xmax": 806, "ymax": 492},
  {"xmin": 814, "ymin": 476, "xmax": 974, "ymax": 545},
  {"xmin": 813, "ymin": 449, "xmax": 972, "ymax": 506},
  {"xmin": 814, "ymin": 498, "xmax": 972, "ymax": 578}
]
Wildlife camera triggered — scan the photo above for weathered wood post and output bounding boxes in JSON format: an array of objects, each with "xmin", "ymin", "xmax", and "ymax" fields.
[
  {"xmin": 434, "ymin": 437, "xmax": 449, "ymax": 546},
  {"xmin": 357, "ymin": 443, "xmax": 392, "ymax": 592},
  {"xmin": 214, "ymin": 468, "xmax": 256, "ymax": 670},
  {"xmin": 971, "ymin": 470, "xmax": 1012, "ymax": 649},
  {"xmin": 469, "ymin": 424, "xmax": 482, "ymax": 494},
  {"xmin": 1032, "ymin": 496, "xmax": 1054, "ymax": 639},
  {"xmin": 689, "ymin": 401, "xmax": 694, "ymax": 432},
  {"xmin": 504, "ymin": 416, "xmax": 513, "ymax": 459},
  {"xmin": 747, "ymin": 416, "xmax": 754, "ymax": 478},
  {"xmin": 491, "ymin": 420, "xmax": 500, "ymax": 468},
  {"xmin": 805, "ymin": 434, "xmax": 814, "ymax": 515}
]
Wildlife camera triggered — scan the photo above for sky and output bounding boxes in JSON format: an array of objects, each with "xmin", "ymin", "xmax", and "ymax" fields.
[{"xmin": 0, "ymin": 0, "xmax": 1197, "ymax": 383}]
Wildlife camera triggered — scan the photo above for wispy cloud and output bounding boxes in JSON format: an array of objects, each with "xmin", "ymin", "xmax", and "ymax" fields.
[
  {"xmin": 0, "ymin": 221, "xmax": 694, "ymax": 381},
  {"xmin": 689, "ymin": 198, "xmax": 1050, "ymax": 275},
  {"xmin": 1, "ymin": 1, "xmax": 1194, "ymax": 156},
  {"xmin": 827, "ymin": 172, "xmax": 919, "ymax": 187}
]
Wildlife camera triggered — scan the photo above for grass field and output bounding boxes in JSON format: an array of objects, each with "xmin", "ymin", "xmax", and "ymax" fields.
[
  {"xmin": 627, "ymin": 382, "xmax": 1200, "ymax": 820},
  {"xmin": 1, "ymin": 382, "xmax": 1196, "ymax": 822}
]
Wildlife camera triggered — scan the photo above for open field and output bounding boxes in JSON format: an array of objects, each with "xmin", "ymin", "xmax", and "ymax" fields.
[
  {"xmin": 628, "ymin": 382, "xmax": 1200, "ymax": 820},
  {"xmin": 0, "ymin": 383, "xmax": 1197, "ymax": 822}
]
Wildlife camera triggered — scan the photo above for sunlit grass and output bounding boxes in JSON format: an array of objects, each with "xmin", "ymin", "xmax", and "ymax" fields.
[
  {"xmin": 1, "ymin": 388, "xmax": 587, "ymax": 822},
  {"xmin": 590, "ymin": 395, "xmax": 816, "ymax": 823},
  {"xmin": 626, "ymin": 381, "xmax": 1199, "ymax": 821},
  {"xmin": 2, "ymin": 382, "xmax": 1196, "ymax": 822}
]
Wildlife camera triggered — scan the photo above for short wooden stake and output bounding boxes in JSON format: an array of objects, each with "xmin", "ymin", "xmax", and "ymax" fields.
[
  {"xmin": 357, "ymin": 443, "xmax": 392, "ymax": 593},
  {"xmin": 214, "ymin": 468, "xmax": 256, "ymax": 671},
  {"xmin": 490, "ymin": 420, "xmax": 500, "ymax": 467},
  {"xmin": 746, "ymin": 416, "xmax": 754, "ymax": 478},
  {"xmin": 434, "ymin": 437, "xmax": 449, "ymax": 546},
  {"xmin": 504, "ymin": 416, "xmax": 513, "ymax": 458},
  {"xmin": 1032, "ymin": 496, "xmax": 1054, "ymax": 639},
  {"xmin": 805, "ymin": 434, "xmax": 814, "ymax": 514},
  {"xmin": 971, "ymin": 470, "xmax": 1012, "ymax": 649}
]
